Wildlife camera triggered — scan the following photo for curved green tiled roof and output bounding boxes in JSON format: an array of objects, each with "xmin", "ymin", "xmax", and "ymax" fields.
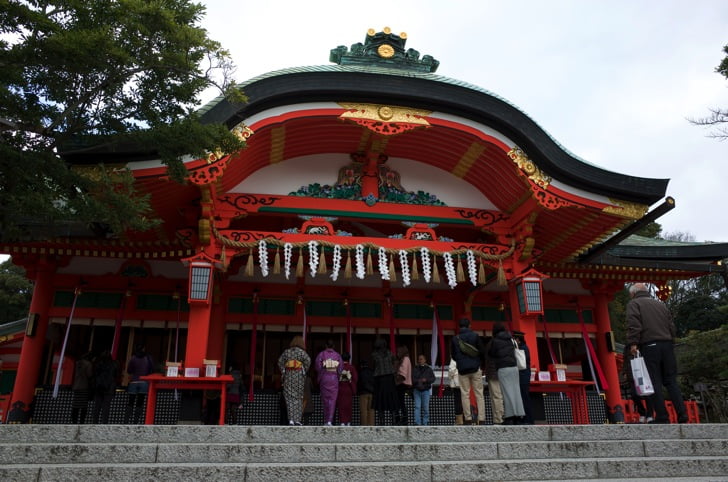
[{"xmin": 198, "ymin": 64, "xmax": 599, "ymax": 169}]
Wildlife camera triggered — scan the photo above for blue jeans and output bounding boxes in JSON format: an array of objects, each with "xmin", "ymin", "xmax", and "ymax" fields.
[{"xmin": 413, "ymin": 389, "xmax": 431, "ymax": 425}]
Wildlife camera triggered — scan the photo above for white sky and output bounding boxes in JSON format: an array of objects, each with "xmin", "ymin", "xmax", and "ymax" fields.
[{"xmin": 200, "ymin": 0, "xmax": 728, "ymax": 243}]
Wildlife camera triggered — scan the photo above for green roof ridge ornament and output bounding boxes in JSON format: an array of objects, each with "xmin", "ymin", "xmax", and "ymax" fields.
[{"xmin": 330, "ymin": 27, "xmax": 439, "ymax": 73}]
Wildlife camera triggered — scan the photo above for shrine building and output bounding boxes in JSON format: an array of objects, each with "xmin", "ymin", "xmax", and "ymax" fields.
[{"xmin": 2, "ymin": 28, "xmax": 727, "ymax": 424}]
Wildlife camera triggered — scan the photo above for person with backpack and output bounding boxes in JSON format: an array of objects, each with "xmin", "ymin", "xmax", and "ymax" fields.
[
  {"xmin": 450, "ymin": 318, "xmax": 486, "ymax": 425},
  {"xmin": 125, "ymin": 343, "xmax": 154, "ymax": 424}
]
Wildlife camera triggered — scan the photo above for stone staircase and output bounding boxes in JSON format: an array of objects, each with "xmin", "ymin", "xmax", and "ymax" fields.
[{"xmin": 0, "ymin": 423, "xmax": 726, "ymax": 481}]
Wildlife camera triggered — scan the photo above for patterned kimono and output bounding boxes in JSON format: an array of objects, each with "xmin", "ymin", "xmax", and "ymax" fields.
[
  {"xmin": 336, "ymin": 362, "xmax": 358, "ymax": 425},
  {"xmin": 278, "ymin": 346, "xmax": 311, "ymax": 424},
  {"xmin": 315, "ymin": 348, "xmax": 343, "ymax": 424}
]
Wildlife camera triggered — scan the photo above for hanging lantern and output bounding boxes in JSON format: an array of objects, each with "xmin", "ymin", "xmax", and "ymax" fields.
[
  {"xmin": 181, "ymin": 253, "xmax": 222, "ymax": 304},
  {"xmin": 513, "ymin": 267, "xmax": 548, "ymax": 315}
]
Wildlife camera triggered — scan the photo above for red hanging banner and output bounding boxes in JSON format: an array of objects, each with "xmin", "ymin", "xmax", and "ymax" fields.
[
  {"xmin": 539, "ymin": 314, "xmax": 558, "ymax": 366},
  {"xmin": 110, "ymin": 293, "xmax": 127, "ymax": 360},
  {"xmin": 345, "ymin": 300, "xmax": 352, "ymax": 357},
  {"xmin": 577, "ymin": 305, "xmax": 609, "ymax": 390},
  {"xmin": 248, "ymin": 293, "xmax": 259, "ymax": 401},
  {"xmin": 387, "ymin": 297, "xmax": 396, "ymax": 354}
]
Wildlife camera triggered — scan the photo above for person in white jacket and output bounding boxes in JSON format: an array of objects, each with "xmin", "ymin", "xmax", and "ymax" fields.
[{"xmin": 448, "ymin": 359, "xmax": 464, "ymax": 425}]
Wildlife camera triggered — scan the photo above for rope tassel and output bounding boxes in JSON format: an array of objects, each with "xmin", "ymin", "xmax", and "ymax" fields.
[
  {"xmin": 296, "ymin": 248, "xmax": 304, "ymax": 278},
  {"xmin": 344, "ymin": 250, "xmax": 352, "ymax": 279},
  {"xmin": 389, "ymin": 254, "xmax": 397, "ymax": 282},
  {"xmin": 245, "ymin": 250, "xmax": 255, "ymax": 277},
  {"xmin": 411, "ymin": 254, "xmax": 419, "ymax": 280},
  {"xmin": 456, "ymin": 256, "xmax": 465, "ymax": 282},
  {"xmin": 497, "ymin": 259, "xmax": 506, "ymax": 287},
  {"xmin": 318, "ymin": 246, "xmax": 327, "ymax": 274},
  {"xmin": 273, "ymin": 248, "xmax": 281, "ymax": 275}
]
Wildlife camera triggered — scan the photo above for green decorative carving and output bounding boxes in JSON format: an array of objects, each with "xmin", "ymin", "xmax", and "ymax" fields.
[
  {"xmin": 289, "ymin": 183, "xmax": 446, "ymax": 206},
  {"xmin": 330, "ymin": 28, "xmax": 439, "ymax": 73}
]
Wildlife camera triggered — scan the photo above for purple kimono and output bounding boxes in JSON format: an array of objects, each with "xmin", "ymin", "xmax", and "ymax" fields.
[{"xmin": 315, "ymin": 347, "xmax": 343, "ymax": 424}]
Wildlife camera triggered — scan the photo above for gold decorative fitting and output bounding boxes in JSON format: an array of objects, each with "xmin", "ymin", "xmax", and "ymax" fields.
[
  {"xmin": 367, "ymin": 28, "xmax": 376, "ymax": 36},
  {"xmin": 507, "ymin": 147, "xmax": 551, "ymax": 189},
  {"xmin": 603, "ymin": 198, "xmax": 649, "ymax": 220},
  {"xmin": 383, "ymin": 26, "xmax": 392, "ymax": 34},
  {"xmin": 231, "ymin": 122, "xmax": 254, "ymax": 142},
  {"xmin": 339, "ymin": 103, "xmax": 431, "ymax": 125},
  {"xmin": 377, "ymin": 44, "xmax": 395, "ymax": 58}
]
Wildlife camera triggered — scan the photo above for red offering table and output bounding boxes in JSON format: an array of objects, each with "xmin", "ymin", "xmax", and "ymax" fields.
[
  {"xmin": 529, "ymin": 380, "xmax": 594, "ymax": 424},
  {"xmin": 140, "ymin": 374, "xmax": 233, "ymax": 425}
]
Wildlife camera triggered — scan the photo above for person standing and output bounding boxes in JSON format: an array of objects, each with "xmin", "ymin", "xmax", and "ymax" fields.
[
  {"xmin": 448, "ymin": 358, "xmax": 464, "ymax": 425},
  {"xmin": 336, "ymin": 352, "xmax": 358, "ymax": 425},
  {"xmin": 357, "ymin": 360, "xmax": 375, "ymax": 426},
  {"xmin": 370, "ymin": 337, "xmax": 398, "ymax": 425},
  {"xmin": 488, "ymin": 322, "xmax": 524, "ymax": 425},
  {"xmin": 626, "ymin": 283, "xmax": 688, "ymax": 424},
  {"xmin": 513, "ymin": 331, "xmax": 534, "ymax": 424},
  {"xmin": 225, "ymin": 366, "xmax": 245, "ymax": 425},
  {"xmin": 71, "ymin": 351, "xmax": 93, "ymax": 424},
  {"xmin": 394, "ymin": 345, "xmax": 412, "ymax": 425},
  {"xmin": 278, "ymin": 335, "xmax": 311, "ymax": 426},
  {"xmin": 451, "ymin": 318, "xmax": 486, "ymax": 425},
  {"xmin": 92, "ymin": 350, "xmax": 118, "ymax": 424},
  {"xmin": 125, "ymin": 343, "xmax": 154, "ymax": 424},
  {"xmin": 412, "ymin": 354, "xmax": 436, "ymax": 426},
  {"xmin": 315, "ymin": 339, "xmax": 342, "ymax": 426},
  {"xmin": 483, "ymin": 339, "xmax": 504, "ymax": 425}
]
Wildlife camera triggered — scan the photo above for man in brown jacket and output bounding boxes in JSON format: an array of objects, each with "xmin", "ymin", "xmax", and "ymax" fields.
[{"xmin": 626, "ymin": 283, "xmax": 688, "ymax": 424}]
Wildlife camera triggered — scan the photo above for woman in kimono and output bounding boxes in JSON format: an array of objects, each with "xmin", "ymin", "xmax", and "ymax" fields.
[
  {"xmin": 314, "ymin": 339, "xmax": 343, "ymax": 426},
  {"xmin": 278, "ymin": 336, "xmax": 311, "ymax": 426},
  {"xmin": 336, "ymin": 352, "xmax": 358, "ymax": 425}
]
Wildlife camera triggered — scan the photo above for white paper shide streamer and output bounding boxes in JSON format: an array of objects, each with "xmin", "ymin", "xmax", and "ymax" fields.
[
  {"xmin": 378, "ymin": 247, "xmax": 390, "ymax": 280},
  {"xmin": 355, "ymin": 244, "xmax": 366, "ymax": 279},
  {"xmin": 399, "ymin": 250, "xmax": 411, "ymax": 286},
  {"xmin": 258, "ymin": 240, "xmax": 269, "ymax": 277},
  {"xmin": 466, "ymin": 250, "xmax": 477, "ymax": 286},
  {"xmin": 308, "ymin": 240, "xmax": 319, "ymax": 277},
  {"xmin": 330, "ymin": 244, "xmax": 342, "ymax": 281},
  {"xmin": 443, "ymin": 252, "xmax": 457, "ymax": 289},
  {"xmin": 420, "ymin": 247, "xmax": 432, "ymax": 283},
  {"xmin": 283, "ymin": 242, "xmax": 293, "ymax": 280}
]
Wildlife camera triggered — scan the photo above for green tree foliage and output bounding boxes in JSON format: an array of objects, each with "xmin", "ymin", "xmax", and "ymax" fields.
[
  {"xmin": 0, "ymin": 0, "xmax": 246, "ymax": 241},
  {"xmin": 676, "ymin": 325, "xmax": 728, "ymax": 422},
  {"xmin": 0, "ymin": 259, "xmax": 32, "ymax": 324},
  {"xmin": 689, "ymin": 44, "xmax": 728, "ymax": 139}
]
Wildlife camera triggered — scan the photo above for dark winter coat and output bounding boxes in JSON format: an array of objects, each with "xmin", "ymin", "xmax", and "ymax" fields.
[
  {"xmin": 488, "ymin": 330, "xmax": 517, "ymax": 370},
  {"xmin": 451, "ymin": 327, "xmax": 484, "ymax": 375},
  {"xmin": 412, "ymin": 363, "xmax": 436, "ymax": 391}
]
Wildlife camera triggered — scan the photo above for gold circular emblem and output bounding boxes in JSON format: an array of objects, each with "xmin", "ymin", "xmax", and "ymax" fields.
[
  {"xmin": 383, "ymin": 26, "xmax": 392, "ymax": 34},
  {"xmin": 367, "ymin": 28, "xmax": 376, "ymax": 36},
  {"xmin": 378, "ymin": 44, "xmax": 395, "ymax": 58},
  {"xmin": 400, "ymin": 32, "xmax": 407, "ymax": 39},
  {"xmin": 378, "ymin": 106, "xmax": 394, "ymax": 120}
]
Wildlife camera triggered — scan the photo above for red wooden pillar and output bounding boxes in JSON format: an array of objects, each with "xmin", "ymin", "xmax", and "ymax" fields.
[
  {"xmin": 507, "ymin": 284, "xmax": 539, "ymax": 371},
  {"xmin": 206, "ymin": 294, "xmax": 226, "ymax": 363},
  {"xmin": 591, "ymin": 286, "xmax": 622, "ymax": 411},
  {"xmin": 185, "ymin": 302, "xmax": 213, "ymax": 371},
  {"xmin": 9, "ymin": 258, "xmax": 55, "ymax": 422}
]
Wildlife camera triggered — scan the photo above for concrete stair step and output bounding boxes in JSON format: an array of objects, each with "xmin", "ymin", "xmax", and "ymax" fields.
[
  {"xmin": 1, "ymin": 439, "xmax": 727, "ymax": 465},
  {"xmin": 0, "ymin": 457, "xmax": 727, "ymax": 482},
  {"xmin": 1, "ymin": 423, "xmax": 725, "ymax": 444}
]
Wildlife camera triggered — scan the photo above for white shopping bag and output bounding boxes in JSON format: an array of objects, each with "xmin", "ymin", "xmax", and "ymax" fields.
[{"xmin": 630, "ymin": 351, "xmax": 655, "ymax": 396}]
